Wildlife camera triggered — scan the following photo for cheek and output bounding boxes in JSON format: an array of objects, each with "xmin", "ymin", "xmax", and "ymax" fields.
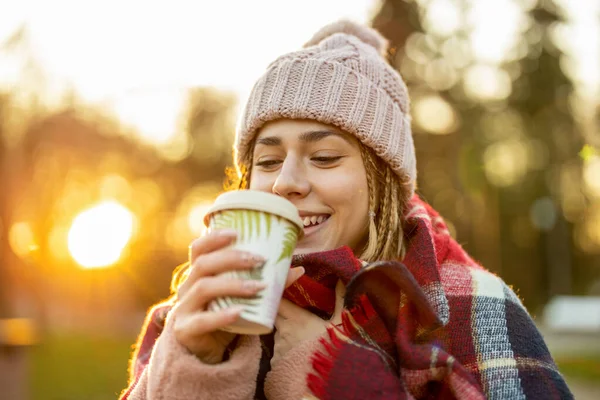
[
  {"xmin": 318, "ymin": 168, "xmax": 369, "ymax": 220},
  {"xmin": 326, "ymin": 172, "xmax": 369, "ymax": 250},
  {"xmin": 248, "ymin": 172, "xmax": 272, "ymax": 191}
]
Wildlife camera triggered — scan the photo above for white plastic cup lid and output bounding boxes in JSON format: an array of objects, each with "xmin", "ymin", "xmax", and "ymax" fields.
[{"xmin": 203, "ymin": 190, "xmax": 304, "ymax": 235}]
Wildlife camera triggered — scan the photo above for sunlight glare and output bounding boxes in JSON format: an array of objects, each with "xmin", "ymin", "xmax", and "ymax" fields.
[
  {"xmin": 467, "ymin": 0, "xmax": 525, "ymax": 64},
  {"xmin": 68, "ymin": 201, "xmax": 135, "ymax": 269},
  {"xmin": 423, "ymin": 0, "xmax": 461, "ymax": 37},
  {"xmin": 554, "ymin": 0, "xmax": 600, "ymax": 95},
  {"xmin": 110, "ymin": 89, "xmax": 186, "ymax": 145}
]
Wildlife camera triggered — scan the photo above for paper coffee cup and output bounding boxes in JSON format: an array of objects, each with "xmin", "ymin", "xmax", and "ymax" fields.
[{"xmin": 203, "ymin": 190, "xmax": 303, "ymax": 335}]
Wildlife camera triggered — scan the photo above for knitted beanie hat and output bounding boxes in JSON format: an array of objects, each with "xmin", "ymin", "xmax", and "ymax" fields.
[{"xmin": 235, "ymin": 20, "xmax": 416, "ymax": 195}]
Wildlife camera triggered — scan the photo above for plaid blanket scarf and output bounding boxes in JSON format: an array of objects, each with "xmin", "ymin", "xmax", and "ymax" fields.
[
  {"xmin": 270, "ymin": 196, "xmax": 572, "ymax": 399},
  {"xmin": 127, "ymin": 196, "xmax": 573, "ymax": 399}
]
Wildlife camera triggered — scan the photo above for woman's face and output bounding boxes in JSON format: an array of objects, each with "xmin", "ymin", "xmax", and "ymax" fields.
[{"xmin": 249, "ymin": 119, "xmax": 370, "ymax": 255}]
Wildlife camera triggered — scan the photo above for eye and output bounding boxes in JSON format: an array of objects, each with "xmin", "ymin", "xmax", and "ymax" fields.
[
  {"xmin": 254, "ymin": 159, "xmax": 282, "ymax": 170},
  {"xmin": 311, "ymin": 156, "xmax": 343, "ymax": 166}
]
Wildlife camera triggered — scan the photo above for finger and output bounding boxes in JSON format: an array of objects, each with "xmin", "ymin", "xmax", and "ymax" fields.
[
  {"xmin": 174, "ymin": 305, "xmax": 244, "ymax": 339},
  {"xmin": 284, "ymin": 266, "xmax": 305, "ymax": 289},
  {"xmin": 331, "ymin": 280, "xmax": 346, "ymax": 325},
  {"xmin": 178, "ymin": 275, "xmax": 267, "ymax": 314},
  {"xmin": 189, "ymin": 229, "xmax": 238, "ymax": 261},
  {"xmin": 180, "ymin": 249, "xmax": 265, "ymax": 296}
]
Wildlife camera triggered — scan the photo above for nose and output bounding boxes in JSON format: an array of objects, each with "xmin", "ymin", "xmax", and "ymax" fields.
[{"xmin": 272, "ymin": 157, "xmax": 310, "ymax": 199}]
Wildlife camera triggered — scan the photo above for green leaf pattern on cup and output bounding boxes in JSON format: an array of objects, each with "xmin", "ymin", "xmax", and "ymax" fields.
[
  {"xmin": 212, "ymin": 210, "xmax": 262, "ymax": 243},
  {"xmin": 277, "ymin": 224, "xmax": 298, "ymax": 263},
  {"xmin": 211, "ymin": 210, "xmax": 298, "ymax": 264}
]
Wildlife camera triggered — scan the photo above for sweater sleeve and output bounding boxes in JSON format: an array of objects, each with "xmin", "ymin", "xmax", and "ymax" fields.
[
  {"xmin": 264, "ymin": 338, "xmax": 325, "ymax": 400},
  {"xmin": 120, "ymin": 309, "xmax": 262, "ymax": 400}
]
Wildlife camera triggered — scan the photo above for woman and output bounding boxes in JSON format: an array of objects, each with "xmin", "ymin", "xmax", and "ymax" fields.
[{"xmin": 120, "ymin": 21, "xmax": 572, "ymax": 399}]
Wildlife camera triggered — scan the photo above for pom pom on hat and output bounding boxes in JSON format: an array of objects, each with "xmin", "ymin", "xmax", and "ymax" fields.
[{"xmin": 304, "ymin": 19, "xmax": 389, "ymax": 56}]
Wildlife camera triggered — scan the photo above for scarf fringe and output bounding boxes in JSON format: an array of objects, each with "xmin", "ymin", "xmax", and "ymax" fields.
[{"xmin": 307, "ymin": 325, "xmax": 345, "ymax": 399}]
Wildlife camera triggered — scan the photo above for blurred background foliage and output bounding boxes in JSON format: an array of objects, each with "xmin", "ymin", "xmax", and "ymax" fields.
[
  {"xmin": 0, "ymin": 0, "xmax": 598, "ymax": 399},
  {"xmin": 373, "ymin": 0, "xmax": 600, "ymax": 312}
]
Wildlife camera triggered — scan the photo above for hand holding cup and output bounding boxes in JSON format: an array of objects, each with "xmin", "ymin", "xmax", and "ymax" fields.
[{"xmin": 172, "ymin": 229, "xmax": 304, "ymax": 364}]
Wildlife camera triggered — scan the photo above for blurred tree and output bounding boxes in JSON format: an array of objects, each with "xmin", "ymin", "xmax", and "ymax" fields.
[
  {"xmin": 0, "ymin": 24, "xmax": 238, "ymax": 321},
  {"xmin": 1, "ymin": 88, "xmax": 237, "ymax": 313},
  {"xmin": 0, "ymin": 82, "xmax": 29, "ymax": 400},
  {"xmin": 373, "ymin": 0, "xmax": 597, "ymax": 312}
]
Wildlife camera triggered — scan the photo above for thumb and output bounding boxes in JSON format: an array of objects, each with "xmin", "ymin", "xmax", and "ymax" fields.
[
  {"xmin": 285, "ymin": 266, "xmax": 305, "ymax": 289},
  {"xmin": 331, "ymin": 280, "xmax": 346, "ymax": 325}
]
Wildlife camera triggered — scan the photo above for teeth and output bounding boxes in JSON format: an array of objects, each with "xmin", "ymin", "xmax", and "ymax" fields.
[{"xmin": 302, "ymin": 215, "xmax": 329, "ymax": 228}]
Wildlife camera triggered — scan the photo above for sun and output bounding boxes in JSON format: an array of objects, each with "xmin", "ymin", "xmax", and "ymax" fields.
[{"xmin": 68, "ymin": 201, "xmax": 135, "ymax": 269}]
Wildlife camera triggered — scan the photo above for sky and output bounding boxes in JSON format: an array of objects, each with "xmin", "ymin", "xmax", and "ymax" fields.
[
  {"xmin": 0, "ymin": 0, "xmax": 373, "ymax": 100},
  {"xmin": 0, "ymin": 0, "xmax": 597, "ymax": 145},
  {"xmin": 0, "ymin": 0, "xmax": 374, "ymax": 143}
]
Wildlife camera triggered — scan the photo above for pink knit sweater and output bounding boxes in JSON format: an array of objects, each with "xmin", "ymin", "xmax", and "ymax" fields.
[{"xmin": 121, "ymin": 309, "xmax": 324, "ymax": 399}]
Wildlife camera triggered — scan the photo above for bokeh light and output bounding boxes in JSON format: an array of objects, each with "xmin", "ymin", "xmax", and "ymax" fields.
[
  {"xmin": 530, "ymin": 197, "xmax": 557, "ymax": 232},
  {"xmin": 413, "ymin": 94, "xmax": 458, "ymax": 134},
  {"xmin": 99, "ymin": 174, "xmax": 132, "ymax": 203},
  {"xmin": 483, "ymin": 139, "xmax": 529, "ymax": 187},
  {"xmin": 67, "ymin": 201, "xmax": 135, "ymax": 269},
  {"xmin": 583, "ymin": 157, "xmax": 600, "ymax": 198},
  {"xmin": 464, "ymin": 64, "xmax": 512, "ymax": 101},
  {"xmin": 8, "ymin": 221, "xmax": 37, "ymax": 259}
]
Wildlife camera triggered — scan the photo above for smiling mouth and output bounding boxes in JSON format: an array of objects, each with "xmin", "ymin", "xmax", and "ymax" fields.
[{"xmin": 301, "ymin": 214, "xmax": 330, "ymax": 231}]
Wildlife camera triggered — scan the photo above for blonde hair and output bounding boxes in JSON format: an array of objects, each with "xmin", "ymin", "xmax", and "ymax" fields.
[{"xmin": 358, "ymin": 145, "xmax": 411, "ymax": 262}]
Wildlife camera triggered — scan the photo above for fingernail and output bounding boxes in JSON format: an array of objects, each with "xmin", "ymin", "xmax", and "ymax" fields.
[
  {"xmin": 225, "ymin": 305, "xmax": 245, "ymax": 316},
  {"xmin": 242, "ymin": 280, "xmax": 267, "ymax": 292},
  {"xmin": 241, "ymin": 252, "xmax": 265, "ymax": 267},
  {"xmin": 215, "ymin": 229, "xmax": 238, "ymax": 237}
]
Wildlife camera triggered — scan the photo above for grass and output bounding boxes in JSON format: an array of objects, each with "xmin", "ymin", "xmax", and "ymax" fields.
[
  {"xmin": 556, "ymin": 353, "xmax": 600, "ymax": 382},
  {"xmin": 29, "ymin": 332, "xmax": 135, "ymax": 400},
  {"xmin": 28, "ymin": 331, "xmax": 599, "ymax": 399}
]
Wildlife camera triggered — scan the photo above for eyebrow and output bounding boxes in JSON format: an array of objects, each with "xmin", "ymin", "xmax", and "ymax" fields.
[{"xmin": 255, "ymin": 129, "xmax": 350, "ymax": 146}]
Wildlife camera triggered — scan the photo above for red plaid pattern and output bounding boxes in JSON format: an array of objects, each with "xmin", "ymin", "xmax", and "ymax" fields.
[{"xmin": 284, "ymin": 196, "xmax": 572, "ymax": 399}]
